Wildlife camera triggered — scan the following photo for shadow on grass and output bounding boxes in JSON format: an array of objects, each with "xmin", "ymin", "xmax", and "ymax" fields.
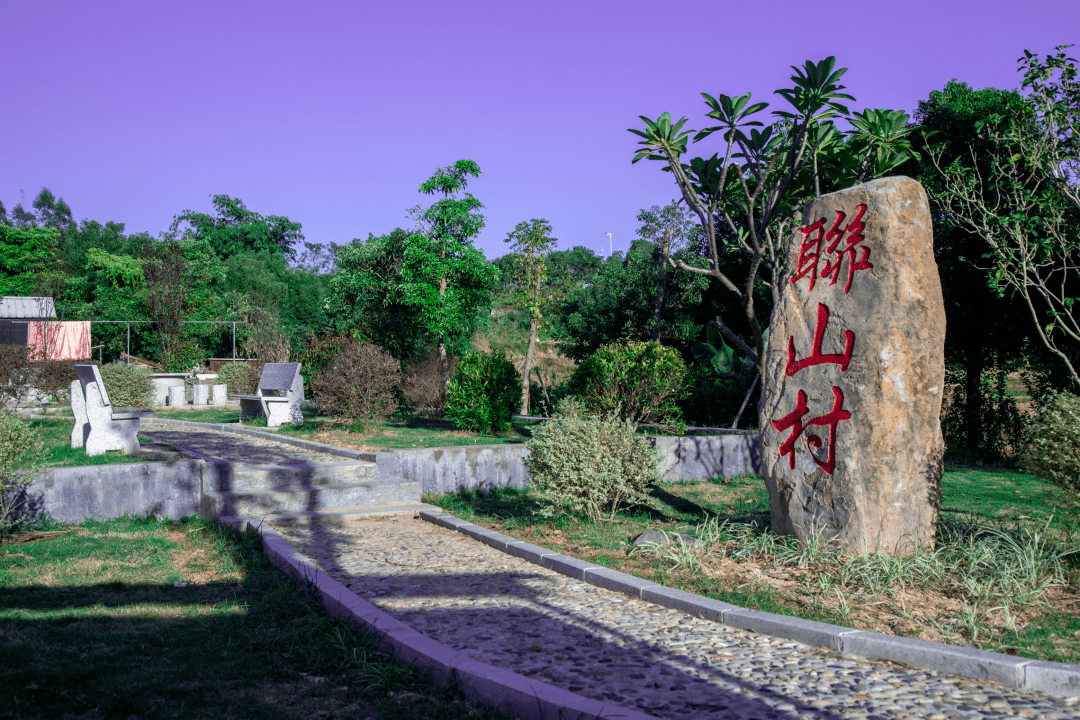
[{"xmin": 0, "ymin": 518, "xmax": 512, "ymax": 720}]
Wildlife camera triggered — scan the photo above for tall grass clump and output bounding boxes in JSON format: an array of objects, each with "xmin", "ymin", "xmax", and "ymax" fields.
[{"xmin": 525, "ymin": 397, "xmax": 658, "ymax": 522}]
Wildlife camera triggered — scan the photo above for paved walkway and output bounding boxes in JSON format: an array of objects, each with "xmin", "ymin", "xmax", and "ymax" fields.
[
  {"xmin": 272, "ymin": 515, "xmax": 1080, "ymax": 720},
  {"xmin": 140, "ymin": 421, "xmax": 347, "ymax": 465}
]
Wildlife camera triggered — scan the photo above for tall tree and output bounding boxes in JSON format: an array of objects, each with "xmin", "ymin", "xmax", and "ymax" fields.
[
  {"xmin": 926, "ymin": 47, "xmax": 1080, "ymax": 388},
  {"xmin": 635, "ymin": 201, "xmax": 704, "ymax": 341},
  {"xmin": 909, "ymin": 79, "xmax": 1036, "ymax": 456},
  {"xmin": 405, "ymin": 160, "xmax": 497, "ymax": 360},
  {"xmin": 504, "ymin": 218, "xmax": 558, "ymax": 414}
]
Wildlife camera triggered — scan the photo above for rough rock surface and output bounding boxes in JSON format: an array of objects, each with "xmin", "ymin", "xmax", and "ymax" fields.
[{"xmin": 760, "ymin": 176, "xmax": 945, "ymax": 554}]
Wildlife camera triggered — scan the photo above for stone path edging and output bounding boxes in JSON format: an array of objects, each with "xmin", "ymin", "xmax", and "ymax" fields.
[
  {"xmin": 418, "ymin": 510, "xmax": 1080, "ymax": 699},
  {"xmin": 226, "ymin": 515, "xmax": 660, "ymax": 720}
]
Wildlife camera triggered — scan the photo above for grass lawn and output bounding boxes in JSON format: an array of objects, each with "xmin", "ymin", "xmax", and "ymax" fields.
[
  {"xmin": 425, "ymin": 465, "xmax": 1080, "ymax": 665},
  {"xmin": 152, "ymin": 406, "xmax": 539, "ymax": 452},
  {"xmin": 0, "ymin": 516, "xmax": 511, "ymax": 720},
  {"xmin": 29, "ymin": 416, "xmax": 156, "ymax": 468}
]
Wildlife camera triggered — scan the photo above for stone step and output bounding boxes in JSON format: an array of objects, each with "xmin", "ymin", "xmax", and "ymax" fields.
[
  {"xmin": 218, "ymin": 502, "xmax": 443, "ymax": 527},
  {"xmin": 202, "ymin": 461, "xmax": 380, "ymax": 492},
  {"xmin": 202, "ymin": 477, "xmax": 422, "ymax": 517}
]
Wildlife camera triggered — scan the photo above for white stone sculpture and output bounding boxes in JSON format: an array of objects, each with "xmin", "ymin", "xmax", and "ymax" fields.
[
  {"xmin": 230, "ymin": 362, "xmax": 304, "ymax": 428},
  {"xmin": 70, "ymin": 364, "xmax": 155, "ymax": 456},
  {"xmin": 211, "ymin": 384, "xmax": 227, "ymax": 406},
  {"xmin": 192, "ymin": 384, "xmax": 209, "ymax": 406}
]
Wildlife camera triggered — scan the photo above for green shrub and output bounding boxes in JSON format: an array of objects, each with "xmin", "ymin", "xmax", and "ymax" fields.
[
  {"xmin": 445, "ymin": 351, "xmax": 522, "ymax": 433},
  {"xmin": 679, "ymin": 365, "xmax": 759, "ymax": 429},
  {"xmin": 569, "ymin": 340, "xmax": 687, "ymax": 427},
  {"xmin": 99, "ymin": 363, "xmax": 153, "ymax": 409},
  {"xmin": 217, "ymin": 361, "xmax": 259, "ymax": 396},
  {"xmin": 525, "ymin": 397, "xmax": 659, "ymax": 522},
  {"xmin": 1023, "ymin": 392, "xmax": 1080, "ymax": 508},
  {"xmin": 309, "ymin": 342, "xmax": 402, "ymax": 421},
  {"xmin": 0, "ymin": 410, "xmax": 44, "ymax": 532}
]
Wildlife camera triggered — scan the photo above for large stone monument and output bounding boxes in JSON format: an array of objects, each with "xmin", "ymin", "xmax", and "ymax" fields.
[{"xmin": 761, "ymin": 176, "xmax": 945, "ymax": 554}]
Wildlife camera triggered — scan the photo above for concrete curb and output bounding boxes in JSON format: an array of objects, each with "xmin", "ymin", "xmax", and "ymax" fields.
[
  {"xmin": 418, "ymin": 510, "xmax": 1080, "ymax": 699},
  {"xmin": 223, "ymin": 516, "xmax": 662, "ymax": 720}
]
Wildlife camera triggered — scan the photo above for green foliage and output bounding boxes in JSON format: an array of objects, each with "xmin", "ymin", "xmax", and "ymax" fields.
[
  {"xmin": 309, "ymin": 342, "xmax": 402, "ymax": 421},
  {"xmin": 1022, "ymin": 392, "xmax": 1080, "ymax": 509},
  {"xmin": 444, "ymin": 351, "xmax": 522, "ymax": 433},
  {"xmin": 402, "ymin": 161, "xmax": 498, "ymax": 355},
  {"xmin": 924, "ymin": 47, "xmax": 1080, "ymax": 388},
  {"xmin": 570, "ymin": 341, "xmax": 687, "ymax": 427},
  {"xmin": 0, "ymin": 410, "xmax": 45, "ymax": 532},
  {"xmin": 629, "ymin": 57, "xmax": 921, "ymax": 377},
  {"xmin": 0, "ymin": 225, "xmax": 60, "ymax": 295},
  {"xmin": 216, "ymin": 361, "xmax": 259, "ymax": 396},
  {"xmin": 327, "ymin": 220, "xmax": 496, "ymax": 359},
  {"xmin": 691, "ymin": 323, "xmax": 762, "ymax": 378},
  {"xmin": 170, "ymin": 194, "xmax": 303, "ymax": 260},
  {"xmin": 98, "ymin": 363, "xmax": 154, "ymax": 409},
  {"xmin": 680, "ymin": 365, "xmax": 758, "ymax": 429},
  {"xmin": 558, "ymin": 240, "xmax": 728, "ymax": 360},
  {"xmin": 908, "ymin": 79, "xmax": 1042, "ymax": 459},
  {"xmin": 524, "ymin": 398, "xmax": 659, "ymax": 522}
]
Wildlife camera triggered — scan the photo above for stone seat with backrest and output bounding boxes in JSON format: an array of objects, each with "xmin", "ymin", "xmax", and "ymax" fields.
[
  {"xmin": 71, "ymin": 364, "xmax": 155, "ymax": 456},
  {"xmin": 230, "ymin": 362, "xmax": 304, "ymax": 428}
]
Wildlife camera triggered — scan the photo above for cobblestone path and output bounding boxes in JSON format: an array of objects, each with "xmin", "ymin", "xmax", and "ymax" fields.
[
  {"xmin": 140, "ymin": 421, "xmax": 347, "ymax": 465},
  {"xmin": 272, "ymin": 515, "xmax": 1080, "ymax": 720}
]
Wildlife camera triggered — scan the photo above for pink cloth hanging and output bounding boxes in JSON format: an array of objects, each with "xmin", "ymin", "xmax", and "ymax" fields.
[{"xmin": 28, "ymin": 321, "xmax": 91, "ymax": 360}]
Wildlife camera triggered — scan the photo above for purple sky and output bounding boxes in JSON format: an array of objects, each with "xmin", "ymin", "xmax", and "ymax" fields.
[{"xmin": 2, "ymin": 0, "xmax": 1076, "ymax": 260}]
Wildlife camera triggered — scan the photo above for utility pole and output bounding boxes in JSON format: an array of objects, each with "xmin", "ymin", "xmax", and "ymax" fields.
[{"xmin": 605, "ymin": 232, "xmax": 613, "ymax": 257}]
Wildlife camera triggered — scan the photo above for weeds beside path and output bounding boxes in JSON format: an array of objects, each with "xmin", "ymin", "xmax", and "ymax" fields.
[
  {"xmin": 0, "ymin": 516, "xmax": 513, "ymax": 720},
  {"xmin": 427, "ymin": 466, "xmax": 1080, "ymax": 666}
]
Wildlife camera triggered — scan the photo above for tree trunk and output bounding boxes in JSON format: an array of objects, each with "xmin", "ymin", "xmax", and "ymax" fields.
[
  {"xmin": 438, "ymin": 275, "xmax": 447, "ymax": 362},
  {"xmin": 651, "ymin": 228, "xmax": 673, "ymax": 342},
  {"xmin": 964, "ymin": 348, "xmax": 985, "ymax": 456},
  {"xmin": 520, "ymin": 315, "xmax": 537, "ymax": 414}
]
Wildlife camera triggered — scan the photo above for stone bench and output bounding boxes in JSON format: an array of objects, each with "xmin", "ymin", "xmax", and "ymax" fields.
[
  {"xmin": 71, "ymin": 364, "xmax": 155, "ymax": 456},
  {"xmin": 230, "ymin": 362, "xmax": 303, "ymax": 428}
]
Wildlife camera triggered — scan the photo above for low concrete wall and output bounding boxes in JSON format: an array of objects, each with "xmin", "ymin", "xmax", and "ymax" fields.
[
  {"xmin": 19, "ymin": 460, "xmax": 205, "ymax": 524},
  {"xmin": 364, "ymin": 434, "xmax": 762, "ymax": 495},
  {"xmin": 370, "ymin": 444, "xmax": 532, "ymax": 495},
  {"xmin": 15, "ymin": 424, "xmax": 763, "ymax": 523},
  {"xmin": 653, "ymin": 434, "xmax": 761, "ymax": 482}
]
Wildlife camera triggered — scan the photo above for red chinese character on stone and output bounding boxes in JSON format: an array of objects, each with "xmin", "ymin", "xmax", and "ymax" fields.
[
  {"xmin": 804, "ymin": 386, "xmax": 850, "ymax": 474},
  {"xmin": 785, "ymin": 303, "xmax": 854, "ymax": 377},
  {"xmin": 772, "ymin": 389, "xmax": 810, "ymax": 470},
  {"xmin": 771, "ymin": 386, "xmax": 851, "ymax": 473},
  {"xmin": 789, "ymin": 217, "xmax": 827, "ymax": 291},
  {"xmin": 820, "ymin": 204, "xmax": 872, "ymax": 295}
]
